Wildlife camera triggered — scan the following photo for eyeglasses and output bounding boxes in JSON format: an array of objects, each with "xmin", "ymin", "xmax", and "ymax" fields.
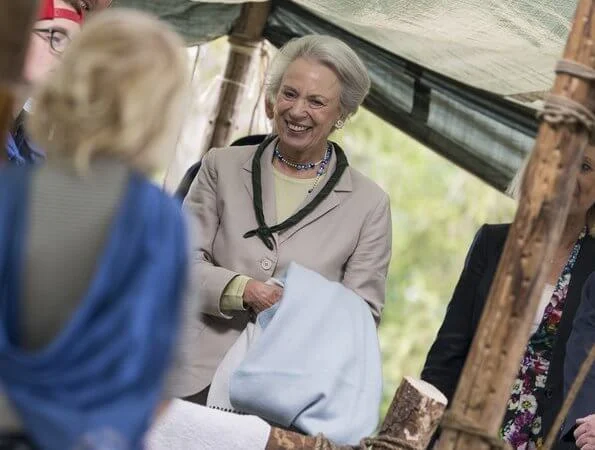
[{"xmin": 32, "ymin": 28, "xmax": 71, "ymax": 55}]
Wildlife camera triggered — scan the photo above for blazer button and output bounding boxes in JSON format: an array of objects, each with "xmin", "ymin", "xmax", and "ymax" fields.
[{"xmin": 260, "ymin": 258, "xmax": 273, "ymax": 271}]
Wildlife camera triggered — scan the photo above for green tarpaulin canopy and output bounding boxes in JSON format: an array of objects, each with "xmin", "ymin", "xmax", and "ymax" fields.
[{"xmin": 115, "ymin": 0, "xmax": 579, "ymax": 191}]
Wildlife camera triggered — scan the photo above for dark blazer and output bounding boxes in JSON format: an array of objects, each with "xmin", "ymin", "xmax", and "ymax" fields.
[
  {"xmin": 562, "ymin": 272, "xmax": 595, "ymax": 443},
  {"xmin": 421, "ymin": 223, "xmax": 595, "ymax": 449}
]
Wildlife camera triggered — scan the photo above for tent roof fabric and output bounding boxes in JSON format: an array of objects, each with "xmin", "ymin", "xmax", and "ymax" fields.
[
  {"xmin": 296, "ymin": 0, "xmax": 575, "ymax": 98},
  {"xmin": 115, "ymin": 0, "xmax": 578, "ymax": 190}
]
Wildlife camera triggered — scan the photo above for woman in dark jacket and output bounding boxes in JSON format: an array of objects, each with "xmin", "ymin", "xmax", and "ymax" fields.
[{"xmin": 422, "ymin": 145, "xmax": 595, "ymax": 450}]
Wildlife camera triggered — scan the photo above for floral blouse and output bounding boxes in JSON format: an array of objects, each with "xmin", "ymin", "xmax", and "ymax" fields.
[{"xmin": 500, "ymin": 229, "xmax": 586, "ymax": 449}]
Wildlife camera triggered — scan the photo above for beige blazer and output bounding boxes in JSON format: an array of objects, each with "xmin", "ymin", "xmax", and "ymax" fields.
[{"xmin": 182, "ymin": 140, "xmax": 392, "ymax": 393}]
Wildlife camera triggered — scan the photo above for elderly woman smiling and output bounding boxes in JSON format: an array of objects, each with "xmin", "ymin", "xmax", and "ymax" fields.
[{"xmin": 182, "ymin": 34, "xmax": 392, "ymax": 403}]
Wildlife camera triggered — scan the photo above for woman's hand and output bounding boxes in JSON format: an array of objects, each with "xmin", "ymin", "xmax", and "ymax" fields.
[
  {"xmin": 242, "ymin": 279, "xmax": 283, "ymax": 314},
  {"xmin": 575, "ymin": 414, "xmax": 595, "ymax": 449}
]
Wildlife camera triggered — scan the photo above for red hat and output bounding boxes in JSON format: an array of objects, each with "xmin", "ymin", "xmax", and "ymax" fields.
[{"xmin": 38, "ymin": 0, "xmax": 84, "ymax": 24}]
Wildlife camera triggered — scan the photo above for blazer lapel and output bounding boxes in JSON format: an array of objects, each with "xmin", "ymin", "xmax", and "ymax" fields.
[
  {"xmin": 242, "ymin": 141, "xmax": 279, "ymax": 242},
  {"xmin": 260, "ymin": 145, "xmax": 278, "ymax": 227}
]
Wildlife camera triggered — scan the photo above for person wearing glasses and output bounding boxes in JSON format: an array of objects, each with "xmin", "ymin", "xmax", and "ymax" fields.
[{"xmin": 4, "ymin": 0, "xmax": 108, "ymax": 166}]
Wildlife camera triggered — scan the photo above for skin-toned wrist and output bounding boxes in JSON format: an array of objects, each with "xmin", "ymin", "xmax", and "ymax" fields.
[{"xmin": 242, "ymin": 279, "xmax": 283, "ymax": 314}]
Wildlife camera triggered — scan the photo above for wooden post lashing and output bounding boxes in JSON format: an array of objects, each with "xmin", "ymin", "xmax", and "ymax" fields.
[
  {"xmin": 0, "ymin": 0, "xmax": 39, "ymax": 164},
  {"xmin": 437, "ymin": 1, "xmax": 595, "ymax": 449},
  {"xmin": 206, "ymin": 1, "xmax": 271, "ymax": 152}
]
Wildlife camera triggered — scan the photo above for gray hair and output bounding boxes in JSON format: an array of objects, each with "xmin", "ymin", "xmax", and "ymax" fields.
[
  {"xmin": 266, "ymin": 35, "xmax": 371, "ymax": 118},
  {"xmin": 507, "ymin": 151, "xmax": 595, "ymax": 237},
  {"xmin": 506, "ymin": 157, "xmax": 527, "ymax": 200}
]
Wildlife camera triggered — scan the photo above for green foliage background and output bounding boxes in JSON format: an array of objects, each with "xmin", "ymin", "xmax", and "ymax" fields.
[{"xmin": 332, "ymin": 108, "xmax": 516, "ymax": 416}]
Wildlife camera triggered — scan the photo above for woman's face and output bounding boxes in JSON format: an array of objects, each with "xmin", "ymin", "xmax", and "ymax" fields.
[
  {"xmin": 571, "ymin": 144, "xmax": 595, "ymax": 217},
  {"xmin": 274, "ymin": 57, "xmax": 343, "ymax": 156}
]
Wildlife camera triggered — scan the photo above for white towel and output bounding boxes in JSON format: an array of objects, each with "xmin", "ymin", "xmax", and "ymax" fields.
[
  {"xmin": 207, "ymin": 321, "xmax": 261, "ymax": 413},
  {"xmin": 145, "ymin": 399, "xmax": 271, "ymax": 450}
]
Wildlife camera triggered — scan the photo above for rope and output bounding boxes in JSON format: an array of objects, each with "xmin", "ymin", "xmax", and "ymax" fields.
[
  {"xmin": 439, "ymin": 411, "xmax": 512, "ymax": 449},
  {"xmin": 542, "ymin": 344, "xmax": 595, "ymax": 450},
  {"xmin": 537, "ymin": 59, "xmax": 595, "ymax": 132},
  {"xmin": 228, "ymin": 37, "xmax": 260, "ymax": 56},
  {"xmin": 555, "ymin": 59, "xmax": 595, "ymax": 80},
  {"xmin": 537, "ymin": 94, "xmax": 595, "ymax": 130},
  {"xmin": 220, "ymin": 76, "xmax": 248, "ymax": 89},
  {"xmin": 314, "ymin": 434, "xmax": 343, "ymax": 449},
  {"xmin": 359, "ymin": 435, "xmax": 418, "ymax": 450},
  {"xmin": 248, "ymin": 41, "xmax": 271, "ymax": 134}
]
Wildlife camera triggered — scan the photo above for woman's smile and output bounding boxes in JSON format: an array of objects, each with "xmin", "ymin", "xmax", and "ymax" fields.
[{"xmin": 285, "ymin": 121, "xmax": 311, "ymax": 133}]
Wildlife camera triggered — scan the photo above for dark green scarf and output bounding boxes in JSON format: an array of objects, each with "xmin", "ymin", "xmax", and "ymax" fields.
[{"xmin": 243, "ymin": 135, "xmax": 349, "ymax": 250}]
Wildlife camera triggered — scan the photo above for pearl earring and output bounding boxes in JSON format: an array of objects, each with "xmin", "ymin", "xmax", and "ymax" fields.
[{"xmin": 335, "ymin": 119, "xmax": 345, "ymax": 129}]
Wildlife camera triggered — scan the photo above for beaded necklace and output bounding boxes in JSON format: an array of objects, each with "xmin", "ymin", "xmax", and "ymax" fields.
[
  {"xmin": 274, "ymin": 143, "xmax": 332, "ymax": 194},
  {"xmin": 273, "ymin": 142, "xmax": 330, "ymax": 170}
]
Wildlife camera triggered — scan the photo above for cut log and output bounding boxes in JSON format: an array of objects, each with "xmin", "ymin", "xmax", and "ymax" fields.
[{"xmin": 366, "ymin": 377, "xmax": 447, "ymax": 450}]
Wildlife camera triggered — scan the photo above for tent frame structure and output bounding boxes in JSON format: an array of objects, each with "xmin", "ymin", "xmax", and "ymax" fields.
[{"xmin": 196, "ymin": 0, "xmax": 540, "ymax": 191}]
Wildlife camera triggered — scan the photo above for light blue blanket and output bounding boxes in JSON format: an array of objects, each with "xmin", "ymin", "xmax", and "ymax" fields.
[{"xmin": 230, "ymin": 263, "xmax": 382, "ymax": 445}]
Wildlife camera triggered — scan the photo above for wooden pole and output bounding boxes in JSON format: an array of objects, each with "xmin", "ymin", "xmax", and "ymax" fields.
[
  {"xmin": 0, "ymin": 0, "xmax": 39, "ymax": 164},
  {"xmin": 205, "ymin": 1, "xmax": 271, "ymax": 152},
  {"xmin": 437, "ymin": 1, "xmax": 595, "ymax": 449}
]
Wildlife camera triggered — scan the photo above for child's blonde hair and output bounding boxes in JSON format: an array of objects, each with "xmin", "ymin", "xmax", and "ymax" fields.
[{"xmin": 28, "ymin": 8, "xmax": 190, "ymax": 175}]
